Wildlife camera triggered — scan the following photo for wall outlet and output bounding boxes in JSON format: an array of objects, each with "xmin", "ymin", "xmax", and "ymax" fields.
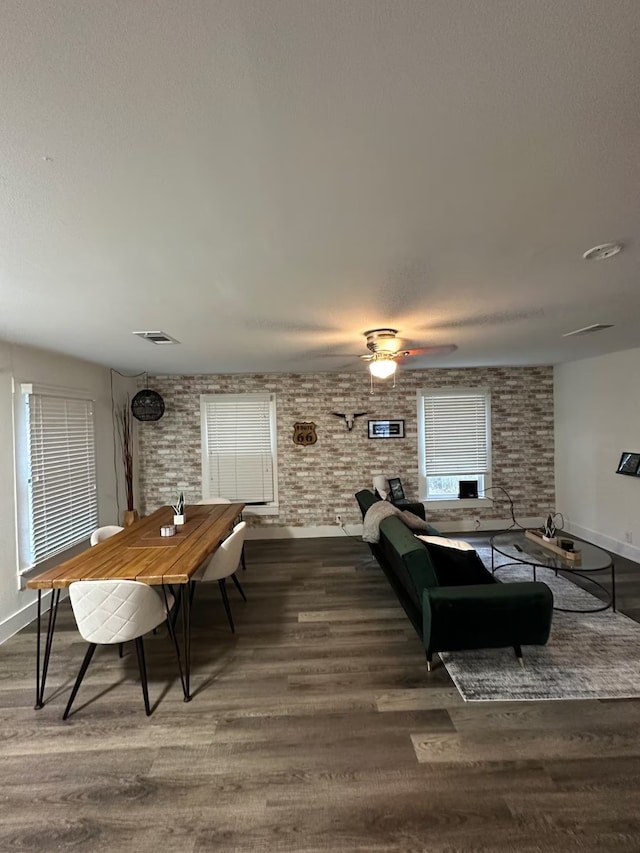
[
  {"xmin": 335, "ymin": 514, "xmax": 342, "ymax": 525},
  {"xmin": 624, "ymin": 531, "xmax": 633, "ymax": 544}
]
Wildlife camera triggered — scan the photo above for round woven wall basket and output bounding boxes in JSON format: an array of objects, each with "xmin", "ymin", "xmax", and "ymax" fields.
[{"xmin": 131, "ymin": 389, "xmax": 165, "ymax": 422}]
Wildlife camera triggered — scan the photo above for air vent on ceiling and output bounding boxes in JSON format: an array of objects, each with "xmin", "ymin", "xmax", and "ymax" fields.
[
  {"xmin": 132, "ymin": 331, "xmax": 180, "ymax": 345},
  {"xmin": 562, "ymin": 324, "xmax": 614, "ymax": 338}
]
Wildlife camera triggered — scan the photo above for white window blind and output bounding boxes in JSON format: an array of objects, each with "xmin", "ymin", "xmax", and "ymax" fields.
[
  {"xmin": 422, "ymin": 390, "xmax": 490, "ymax": 476},
  {"xmin": 25, "ymin": 392, "xmax": 98, "ymax": 566},
  {"xmin": 201, "ymin": 393, "xmax": 276, "ymax": 503}
]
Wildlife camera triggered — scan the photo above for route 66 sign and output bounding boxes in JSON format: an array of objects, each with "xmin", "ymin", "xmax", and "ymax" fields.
[{"xmin": 293, "ymin": 422, "xmax": 317, "ymax": 446}]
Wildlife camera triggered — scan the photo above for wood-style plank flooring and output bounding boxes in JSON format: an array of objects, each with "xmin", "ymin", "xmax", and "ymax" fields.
[{"xmin": 1, "ymin": 532, "xmax": 640, "ymax": 852}]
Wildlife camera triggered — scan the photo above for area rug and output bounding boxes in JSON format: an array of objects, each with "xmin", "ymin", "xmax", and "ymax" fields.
[{"xmin": 439, "ymin": 547, "xmax": 640, "ymax": 702}]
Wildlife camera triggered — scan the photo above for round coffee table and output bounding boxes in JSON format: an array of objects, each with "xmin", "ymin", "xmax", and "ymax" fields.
[{"xmin": 490, "ymin": 530, "xmax": 615, "ymax": 613}]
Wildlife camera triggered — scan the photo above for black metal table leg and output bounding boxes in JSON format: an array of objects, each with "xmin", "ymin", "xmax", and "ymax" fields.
[
  {"xmin": 611, "ymin": 560, "xmax": 616, "ymax": 612},
  {"xmin": 181, "ymin": 580, "xmax": 192, "ymax": 702},
  {"xmin": 161, "ymin": 584, "xmax": 187, "ymax": 699},
  {"xmin": 34, "ymin": 588, "xmax": 61, "ymax": 710}
]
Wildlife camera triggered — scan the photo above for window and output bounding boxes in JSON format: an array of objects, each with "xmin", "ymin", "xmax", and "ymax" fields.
[
  {"xmin": 417, "ymin": 388, "xmax": 491, "ymax": 502},
  {"xmin": 16, "ymin": 384, "xmax": 98, "ymax": 573},
  {"xmin": 200, "ymin": 392, "xmax": 278, "ymax": 510}
]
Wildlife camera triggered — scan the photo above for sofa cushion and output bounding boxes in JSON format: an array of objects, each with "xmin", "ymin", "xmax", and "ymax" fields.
[{"xmin": 417, "ymin": 538, "xmax": 495, "ymax": 587}]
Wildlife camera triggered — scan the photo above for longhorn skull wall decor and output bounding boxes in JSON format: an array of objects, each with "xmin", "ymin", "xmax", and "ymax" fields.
[{"xmin": 332, "ymin": 411, "xmax": 368, "ymax": 431}]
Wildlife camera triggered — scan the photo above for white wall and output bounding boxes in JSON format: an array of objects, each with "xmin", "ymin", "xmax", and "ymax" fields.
[
  {"xmin": 0, "ymin": 340, "xmax": 132, "ymax": 642},
  {"xmin": 555, "ymin": 347, "xmax": 640, "ymax": 561}
]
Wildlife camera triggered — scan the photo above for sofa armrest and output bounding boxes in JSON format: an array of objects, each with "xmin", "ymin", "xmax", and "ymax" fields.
[{"xmin": 423, "ymin": 581, "xmax": 553, "ymax": 653}]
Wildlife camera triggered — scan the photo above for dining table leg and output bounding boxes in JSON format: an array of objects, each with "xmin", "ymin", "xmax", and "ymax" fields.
[
  {"xmin": 161, "ymin": 584, "xmax": 187, "ymax": 700},
  {"xmin": 34, "ymin": 588, "xmax": 61, "ymax": 710},
  {"xmin": 181, "ymin": 580, "xmax": 192, "ymax": 701}
]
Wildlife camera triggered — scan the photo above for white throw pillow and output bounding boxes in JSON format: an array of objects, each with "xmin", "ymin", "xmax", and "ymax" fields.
[{"xmin": 414, "ymin": 534, "xmax": 476, "ymax": 551}]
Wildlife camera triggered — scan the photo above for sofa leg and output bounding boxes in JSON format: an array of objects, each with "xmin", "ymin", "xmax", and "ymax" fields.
[
  {"xmin": 426, "ymin": 650, "xmax": 433, "ymax": 672},
  {"xmin": 514, "ymin": 644, "xmax": 525, "ymax": 668}
]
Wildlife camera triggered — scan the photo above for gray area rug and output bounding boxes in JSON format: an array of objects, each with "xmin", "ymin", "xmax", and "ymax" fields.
[{"xmin": 439, "ymin": 546, "xmax": 640, "ymax": 702}]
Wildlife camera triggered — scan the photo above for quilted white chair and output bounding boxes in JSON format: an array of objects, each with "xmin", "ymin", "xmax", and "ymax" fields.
[
  {"xmin": 90, "ymin": 525, "xmax": 124, "ymax": 546},
  {"xmin": 63, "ymin": 580, "xmax": 180, "ymax": 720},
  {"xmin": 197, "ymin": 498, "xmax": 247, "ymax": 570},
  {"xmin": 191, "ymin": 521, "xmax": 247, "ymax": 633}
]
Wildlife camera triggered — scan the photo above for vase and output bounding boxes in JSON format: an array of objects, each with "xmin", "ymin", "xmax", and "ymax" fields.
[
  {"xmin": 174, "ymin": 513, "xmax": 186, "ymax": 526},
  {"xmin": 542, "ymin": 535, "xmax": 556, "ymax": 544},
  {"xmin": 123, "ymin": 509, "xmax": 139, "ymax": 527}
]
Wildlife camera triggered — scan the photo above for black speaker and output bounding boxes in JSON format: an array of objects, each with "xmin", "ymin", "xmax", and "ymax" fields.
[{"xmin": 458, "ymin": 480, "xmax": 478, "ymax": 499}]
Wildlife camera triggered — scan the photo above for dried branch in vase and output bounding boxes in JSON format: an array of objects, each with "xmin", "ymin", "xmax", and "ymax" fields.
[{"xmin": 116, "ymin": 400, "xmax": 135, "ymax": 512}]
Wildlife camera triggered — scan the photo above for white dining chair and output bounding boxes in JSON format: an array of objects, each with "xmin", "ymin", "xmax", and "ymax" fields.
[
  {"xmin": 90, "ymin": 525, "xmax": 127, "ymax": 657},
  {"xmin": 63, "ymin": 579, "xmax": 181, "ymax": 720},
  {"xmin": 90, "ymin": 525, "xmax": 124, "ymax": 546},
  {"xmin": 197, "ymin": 498, "xmax": 247, "ymax": 570},
  {"xmin": 191, "ymin": 521, "xmax": 247, "ymax": 633}
]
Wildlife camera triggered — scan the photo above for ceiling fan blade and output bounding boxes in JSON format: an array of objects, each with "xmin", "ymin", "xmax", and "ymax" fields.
[
  {"xmin": 316, "ymin": 351, "xmax": 363, "ymax": 358},
  {"xmin": 400, "ymin": 344, "xmax": 458, "ymax": 358}
]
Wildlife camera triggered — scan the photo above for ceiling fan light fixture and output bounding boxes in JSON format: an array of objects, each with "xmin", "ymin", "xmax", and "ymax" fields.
[
  {"xmin": 369, "ymin": 355, "xmax": 397, "ymax": 379},
  {"xmin": 364, "ymin": 328, "xmax": 401, "ymax": 354}
]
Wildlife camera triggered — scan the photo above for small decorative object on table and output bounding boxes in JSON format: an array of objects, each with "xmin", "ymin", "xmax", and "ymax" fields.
[
  {"xmin": 542, "ymin": 513, "xmax": 557, "ymax": 543},
  {"xmin": 172, "ymin": 491, "xmax": 185, "ymax": 526},
  {"xmin": 525, "ymin": 528, "xmax": 582, "ymax": 563},
  {"xmin": 160, "ymin": 524, "xmax": 176, "ymax": 537}
]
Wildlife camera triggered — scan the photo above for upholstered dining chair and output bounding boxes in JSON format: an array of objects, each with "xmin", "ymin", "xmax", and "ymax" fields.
[
  {"xmin": 191, "ymin": 521, "xmax": 247, "ymax": 633},
  {"xmin": 90, "ymin": 525, "xmax": 127, "ymax": 656},
  {"xmin": 197, "ymin": 498, "xmax": 246, "ymax": 570},
  {"xmin": 63, "ymin": 579, "xmax": 181, "ymax": 720},
  {"xmin": 90, "ymin": 525, "xmax": 124, "ymax": 546}
]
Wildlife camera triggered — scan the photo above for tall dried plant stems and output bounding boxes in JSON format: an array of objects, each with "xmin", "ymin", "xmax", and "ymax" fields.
[{"xmin": 116, "ymin": 401, "xmax": 135, "ymax": 511}]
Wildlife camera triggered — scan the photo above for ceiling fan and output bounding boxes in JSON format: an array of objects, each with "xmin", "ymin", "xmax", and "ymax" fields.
[{"xmin": 360, "ymin": 328, "xmax": 457, "ymax": 379}]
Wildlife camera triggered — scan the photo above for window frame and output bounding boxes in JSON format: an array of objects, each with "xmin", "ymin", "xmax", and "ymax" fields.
[
  {"xmin": 15, "ymin": 381, "xmax": 99, "ymax": 576},
  {"xmin": 200, "ymin": 392, "xmax": 279, "ymax": 515},
  {"xmin": 417, "ymin": 386, "xmax": 492, "ymax": 507}
]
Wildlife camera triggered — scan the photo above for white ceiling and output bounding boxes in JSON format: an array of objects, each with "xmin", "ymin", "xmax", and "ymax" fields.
[{"xmin": 1, "ymin": 0, "xmax": 639, "ymax": 375}]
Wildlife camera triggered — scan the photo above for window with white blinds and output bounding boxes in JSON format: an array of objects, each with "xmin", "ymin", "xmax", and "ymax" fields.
[
  {"xmin": 23, "ymin": 389, "xmax": 98, "ymax": 568},
  {"xmin": 200, "ymin": 393, "xmax": 277, "ymax": 504},
  {"xmin": 418, "ymin": 388, "xmax": 491, "ymax": 500}
]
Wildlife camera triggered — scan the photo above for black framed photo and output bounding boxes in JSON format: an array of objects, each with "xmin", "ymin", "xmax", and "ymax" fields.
[
  {"xmin": 387, "ymin": 477, "xmax": 406, "ymax": 503},
  {"xmin": 616, "ymin": 451, "xmax": 640, "ymax": 476},
  {"xmin": 368, "ymin": 419, "xmax": 405, "ymax": 439}
]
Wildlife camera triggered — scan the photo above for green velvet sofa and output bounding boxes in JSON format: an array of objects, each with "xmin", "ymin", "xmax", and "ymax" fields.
[{"xmin": 355, "ymin": 489, "xmax": 553, "ymax": 667}]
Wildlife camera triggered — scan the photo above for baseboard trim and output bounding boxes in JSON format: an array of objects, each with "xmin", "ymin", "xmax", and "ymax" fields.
[
  {"xmin": 245, "ymin": 524, "xmax": 364, "ymax": 539},
  {"xmin": 565, "ymin": 521, "xmax": 640, "ymax": 563},
  {"xmin": 244, "ymin": 517, "xmax": 543, "ymax": 540},
  {"xmin": 0, "ymin": 590, "xmax": 66, "ymax": 645}
]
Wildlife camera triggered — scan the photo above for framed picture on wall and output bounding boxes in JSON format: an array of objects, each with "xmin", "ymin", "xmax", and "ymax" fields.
[
  {"xmin": 616, "ymin": 451, "xmax": 640, "ymax": 476},
  {"xmin": 368, "ymin": 419, "xmax": 405, "ymax": 439},
  {"xmin": 387, "ymin": 477, "xmax": 406, "ymax": 504}
]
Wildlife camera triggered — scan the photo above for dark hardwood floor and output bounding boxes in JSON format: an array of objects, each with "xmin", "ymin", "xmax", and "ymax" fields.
[{"xmin": 1, "ymin": 531, "xmax": 640, "ymax": 852}]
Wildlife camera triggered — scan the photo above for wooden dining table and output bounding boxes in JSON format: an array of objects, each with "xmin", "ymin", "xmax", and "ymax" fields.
[{"xmin": 27, "ymin": 502, "xmax": 245, "ymax": 709}]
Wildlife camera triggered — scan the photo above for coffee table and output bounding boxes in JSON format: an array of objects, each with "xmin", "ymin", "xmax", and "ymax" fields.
[{"xmin": 490, "ymin": 530, "xmax": 615, "ymax": 613}]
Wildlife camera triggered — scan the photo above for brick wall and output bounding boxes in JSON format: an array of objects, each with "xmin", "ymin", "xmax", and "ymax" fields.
[{"xmin": 138, "ymin": 366, "xmax": 554, "ymax": 529}]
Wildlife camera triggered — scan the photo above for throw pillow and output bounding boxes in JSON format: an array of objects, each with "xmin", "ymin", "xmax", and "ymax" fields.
[
  {"xmin": 417, "ymin": 538, "xmax": 494, "ymax": 587},
  {"xmin": 415, "ymin": 534, "xmax": 476, "ymax": 551}
]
